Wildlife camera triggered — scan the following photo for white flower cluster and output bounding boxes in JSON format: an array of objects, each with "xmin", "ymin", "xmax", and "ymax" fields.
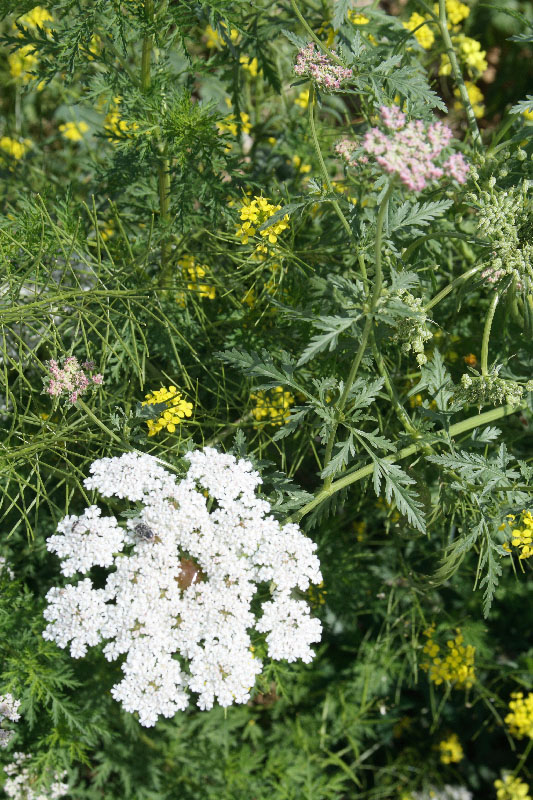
[
  {"xmin": 412, "ymin": 787, "xmax": 473, "ymax": 800},
  {"xmin": 0, "ymin": 694, "xmax": 21, "ymax": 749},
  {"xmin": 43, "ymin": 448, "xmax": 322, "ymax": 726},
  {"xmin": 3, "ymin": 753, "xmax": 69, "ymax": 800},
  {"xmin": 0, "ymin": 555, "xmax": 15, "ymax": 581}
]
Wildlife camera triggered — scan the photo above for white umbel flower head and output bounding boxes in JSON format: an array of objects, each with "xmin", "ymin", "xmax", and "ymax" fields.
[
  {"xmin": 43, "ymin": 448, "xmax": 323, "ymax": 726},
  {"xmin": 3, "ymin": 752, "xmax": 69, "ymax": 799}
]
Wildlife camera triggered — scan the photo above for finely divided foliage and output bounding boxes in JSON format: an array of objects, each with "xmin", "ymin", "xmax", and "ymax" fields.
[{"xmin": 0, "ymin": 0, "xmax": 533, "ymax": 798}]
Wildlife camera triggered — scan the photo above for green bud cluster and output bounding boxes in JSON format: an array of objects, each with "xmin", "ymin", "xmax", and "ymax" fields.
[
  {"xmin": 389, "ymin": 289, "xmax": 432, "ymax": 366},
  {"xmin": 457, "ymin": 372, "xmax": 532, "ymax": 407},
  {"xmin": 473, "ymin": 182, "xmax": 533, "ymax": 292}
]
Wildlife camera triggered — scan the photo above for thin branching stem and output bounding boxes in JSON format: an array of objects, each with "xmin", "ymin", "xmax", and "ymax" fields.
[{"xmin": 481, "ymin": 292, "xmax": 500, "ymax": 376}]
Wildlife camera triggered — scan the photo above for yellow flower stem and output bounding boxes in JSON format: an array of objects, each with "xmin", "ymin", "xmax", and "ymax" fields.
[
  {"xmin": 437, "ymin": 0, "xmax": 482, "ymax": 148},
  {"xmin": 308, "ymin": 84, "xmax": 353, "ymax": 243},
  {"xmin": 289, "ymin": 0, "xmax": 344, "ymax": 65},
  {"xmin": 424, "ymin": 264, "xmax": 483, "ymax": 312},
  {"xmin": 511, "ymin": 737, "xmax": 533, "ymax": 780},
  {"xmin": 480, "ymin": 291, "xmax": 500, "ymax": 376},
  {"xmin": 321, "ymin": 180, "xmax": 395, "ymax": 486},
  {"xmin": 77, "ymin": 399, "xmax": 179, "ymax": 473},
  {"xmin": 287, "ymin": 402, "xmax": 524, "ymax": 523}
]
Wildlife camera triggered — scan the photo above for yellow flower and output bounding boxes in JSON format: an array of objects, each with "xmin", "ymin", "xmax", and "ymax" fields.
[
  {"xmin": 0, "ymin": 136, "xmax": 32, "ymax": 160},
  {"xmin": 523, "ymin": 108, "xmax": 533, "ymax": 122},
  {"xmin": 251, "ymin": 386, "xmax": 294, "ymax": 427},
  {"xmin": 294, "ymin": 89, "xmax": 310, "ymax": 109},
  {"xmin": 104, "ymin": 97, "xmax": 139, "ymax": 140},
  {"xmin": 421, "ymin": 627, "xmax": 476, "ymax": 689},
  {"xmin": 353, "ymin": 521, "xmax": 367, "ymax": 542},
  {"xmin": 240, "ymin": 55, "xmax": 260, "ymax": 77},
  {"xmin": 142, "ymin": 386, "xmax": 193, "ymax": 436},
  {"xmin": 495, "ymin": 774, "xmax": 532, "ymax": 800},
  {"xmin": 433, "ymin": 0, "xmax": 470, "ymax": 26},
  {"xmin": 502, "ymin": 510, "xmax": 533, "ymax": 560},
  {"xmin": 440, "ymin": 35, "xmax": 487, "ymax": 76},
  {"xmin": 178, "ymin": 255, "xmax": 216, "ymax": 301},
  {"xmin": 317, "ymin": 22, "xmax": 335, "ymax": 48},
  {"xmin": 204, "ymin": 22, "xmax": 239, "ymax": 49},
  {"xmin": 292, "ymin": 155, "xmax": 311, "ymax": 174},
  {"xmin": 58, "ymin": 121, "xmax": 89, "ymax": 142},
  {"xmin": 438, "ymin": 733, "xmax": 464, "ymax": 764},
  {"xmin": 236, "ymin": 195, "xmax": 290, "ymax": 253},
  {"xmin": 403, "ymin": 12, "xmax": 435, "ymax": 49},
  {"xmin": 505, "ymin": 692, "xmax": 533, "ymax": 740},
  {"xmin": 348, "ymin": 11, "xmax": 369, "ymax": 24},
  {"xmin": 18, "ymin": 6, "xmax": 53, "ymax": 31},
  {"xmin": 8, "ymin": 45, "xmax": 39, "ymax": 82},
  {"xmin": 454, "ymin": 81, "xmax": 485, "ymax": 118}
]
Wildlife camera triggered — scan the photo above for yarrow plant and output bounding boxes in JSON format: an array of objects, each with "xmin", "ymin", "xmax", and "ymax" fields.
[
  {"xmin": 294, "ymin": 43, "xmax": 352, "ymax": 90},
  {"xmin": 0, "ymin": 694, "xmax": 20, "ymax": 749},
  {"xmin": 3, "ymin": 753, "xmax": 69, "ymax": 800},
  {"xmin": 42, "ymin": 449, "xmax": 322, "ymax": 726},
  {"xmin": 44, "ymin": 357, "xmax": 103, "ymax": 405}
]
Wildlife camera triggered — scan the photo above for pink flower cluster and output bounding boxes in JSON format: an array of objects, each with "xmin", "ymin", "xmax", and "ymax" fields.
[
  {"xmin": 294, "ymin": 43, "xmax": 352, "ymax": 90},
  {"xmin": 45, "ymin": 357, "xmax": 103, "ymax": 405},
  {"xmin": 335, "ymin": 138, "xmax": 363, "ymax": 167},
  {"xmin": 361, "ymin": 106, "xmax": 469, "ymax": 191}
]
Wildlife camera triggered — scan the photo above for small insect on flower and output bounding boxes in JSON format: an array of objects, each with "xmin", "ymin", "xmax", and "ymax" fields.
[{"xmin": 134, "ymin": 523, "xmax": 155, "ymax": 541}]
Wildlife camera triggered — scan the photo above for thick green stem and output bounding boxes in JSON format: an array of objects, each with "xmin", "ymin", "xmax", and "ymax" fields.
[
  {"xmin": 438, "ymin": 0, "xmax": 481, "ymax": 148},
  {"xmin": 141, "ymin": 0, "xmax": 154, "ymax": 92},
  {"xmin": 308, "ymin": 85, "xmax": 353, "ymax": 242},
  {"xmin": 425, "ymin": 265, "xmax": 483, "ymax": 312},
  {"xmin": 290, "ymin": 0, "xmax": 344, "ymax": 64},
  {"xmin": 287, "ymin": 403, "xmax": 523, "ymax": 524},
  {"xmin": 480, "ymin": 292, "xmax": 500, "ymax": 376},
  {"xmin": 322, "ymin": 181, "xmax": 395, "ymax": 484}
]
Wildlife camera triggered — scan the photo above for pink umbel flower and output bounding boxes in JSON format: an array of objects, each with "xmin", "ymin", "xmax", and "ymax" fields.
[
  {"xmin": 361, "ymin": 105, "xmax": 469, "ymax": 191},
  {"xmin": 44, "ymin": 356, "xmax": 103, "ymax": 405},
  {"xmin": 294, "ymin": 43, "xmax": 352, "ymax": 91}
]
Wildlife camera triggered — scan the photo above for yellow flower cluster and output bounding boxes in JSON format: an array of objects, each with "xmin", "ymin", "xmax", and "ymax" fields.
[
  {"xmin": 438, "ymin": 733, "xmax": 464, "ymax": 764},
  {"xmin": 403, "ymin": 12, "xmax": 435, "ymax": 50},
  {"xmin": 502, "ymin": 511, "xmax": 533, "ymax": 559},
  {"xmin": 204, "ymin": 22, "xmax": 239, "ymax": 49},
  {"xmin": 348, "ymin": 11, "xmax": 369, "ymax": 25},
  {"xmin": 421, "ymin": 626, "xmax": 476, "ymax": 689},
  {"xmin": 0, "ymin": 137, "xmax": 32, "ymax": 160},
  {"xmin": 292, "ymin": 155, "xmax": 311, "ymax": 174},
  {"xmin": 177, "ymin": 255, "xmax": 215, "ymax": 301},
  {"xmin": 8, "ymin": 6, "xmax": 53, "ymax": 87},
  {"xmin": 294, "ymin": 89, "xmax": 310, "ymax": 109},
  {"xmin": 353, "ymin": 521, "xmax": 367, "ymax": 542},
  {"xmin": 59, "ymin": 121, "xmax": 89, "ymax": 142},
  {"xmin": 440, "ymin": 35, "xmax": 488, "ymax": 76},
  {"xmin": 434, "ymin": 0, "xmax": 470, "ymax": 26},
  {"xmin": 105, "ymin": 97, "xmax": 139, "ymax": 140},
  {"xmin": 307, "ymin": 580, "xmax": 327, "ymax": 607},
  {"xmin": 505, "ymin": 692, "xmax": 533, "ymax": 740},
  {"xmin": 217, "ymin": 110, "xmax": 252, "ymax": 138},
  {"xmin": 142, "ymin": 386, "xmax": 193, "ymax": 436},
  {"xmin": 250, "ymin": 386, "xmax": 294, "ymax": 427},
  {"xmin": 495, "ymin": 775, "xmax": 532, "ymax": 800},
  {"xmin": 240, "ymin": 55, "xmax": 260, "ymax": 77},
  {"xmin": 236, "ymin": 196, "xmax": 290, "ymax": 252},
  {"xmin": 454, "ymin": 81, "xmax": 485, "ymax": 118}
]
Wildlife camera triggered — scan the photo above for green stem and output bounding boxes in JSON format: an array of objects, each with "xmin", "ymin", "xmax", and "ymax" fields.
[
  {"xmin": 403, "ymin": 233, "xmax": 487, "ymax": 263},
  {"xmin": 157, "ymin": 155, "xmax": 172, "ymax": 272},
  {"xmin": 511, "ymin": 737, "xmax": 533, "ymax": 781},
  {"xmin": 308, "ymin": 84, "xmax": 353, "ymax": 242},
  {"xmin": 141, "ymin": 0, "xmax": 154, "ymax": 92},
  {"xmin": 287, "ymin": 403, "xmax": 523, "ymax": 523},
  {"xmin": 371, "ymin": 338, "xmax": 417, "ymax": 436},
  {"xmin": 480, "ymin": 292, "xmax": 500, "ymax": 376},
  {"xmin": 438, "ymin": 0, "xmax": 481, "ymax": 148},
  {"xmin": 322, "ymin": 181, "xmax": 395, "ymax": 484},
  {"xmin": 424, "ymin": 265, "xmax": 483, "ymax": 312},
  {"xmin": 289, "ymin": 0, "xmax": 344, "ymax": 64}
]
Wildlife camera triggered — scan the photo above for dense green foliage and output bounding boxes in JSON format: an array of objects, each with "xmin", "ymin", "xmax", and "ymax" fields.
[{"xmin": 1, "ymin": 0, "xmax": 533, "ymax": 798}]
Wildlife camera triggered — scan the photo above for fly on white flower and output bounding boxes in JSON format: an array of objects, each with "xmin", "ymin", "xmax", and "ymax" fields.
[{"xmin": 43, "ymin": 448, "xmax": 323, "ymax": 727}]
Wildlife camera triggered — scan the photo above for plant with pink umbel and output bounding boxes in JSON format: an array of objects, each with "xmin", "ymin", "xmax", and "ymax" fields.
[{"xmin": 44, "ymin": 356, "xmax": 103, "ymax": 406}]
